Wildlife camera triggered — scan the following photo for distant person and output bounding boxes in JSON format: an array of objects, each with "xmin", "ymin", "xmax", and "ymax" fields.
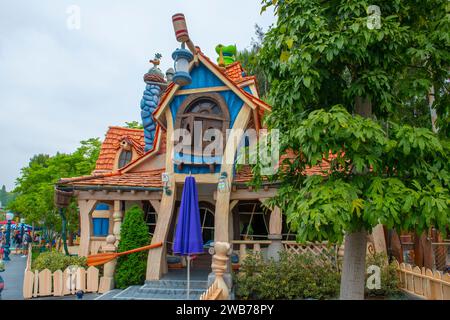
[
  {"xmin": 22, "ymin": 233, "xmax": 32, "ymax": 257},
  {"xmin": 14, "ymin": 232, "xmax": 22, "ymax": 254}
]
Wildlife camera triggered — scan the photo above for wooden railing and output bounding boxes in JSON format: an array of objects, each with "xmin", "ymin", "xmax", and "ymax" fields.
[
  {"xmin": 231, "ymin": 240, "xmax": 271, "ymax": 262},
  {"xmin": 395, "ymin": 261, "xmax": 450, "ymax": 300},
  {"xmin": 200, "ymin": 281, "xmax": 223, "ymax": 300},
  {"xmin": 199, "ymin": 242, "xmax": 230, "ymax": 300}
]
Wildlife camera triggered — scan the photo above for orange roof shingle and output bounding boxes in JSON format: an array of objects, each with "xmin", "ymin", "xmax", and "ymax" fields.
[
  {"xmin": 68, "ymin": 169, "xmax": 164, "ymax": 188},
  {"xmin": 95, "ymin": 126, "xmax": 145, "ymax": 171}
]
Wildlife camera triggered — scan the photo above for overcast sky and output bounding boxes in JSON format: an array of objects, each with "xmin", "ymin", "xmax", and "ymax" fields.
[{"xmin": 0, "ymin": 1, "xmax": 275, "ymax": 190}]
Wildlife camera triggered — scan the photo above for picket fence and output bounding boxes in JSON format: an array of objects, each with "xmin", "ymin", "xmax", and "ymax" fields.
[
  {"xmin": 395, "ymin": 261, "xmax": 450, "ymax": 300},
  {"xmin": 23, "ymin": 244, "xmax": 102, "ymax": 299}
]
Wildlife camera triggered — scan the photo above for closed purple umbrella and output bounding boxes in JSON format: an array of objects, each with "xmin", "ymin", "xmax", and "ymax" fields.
[{"xmin": 173, "ymin": 176, "xmax": 204, "ymax": 298}]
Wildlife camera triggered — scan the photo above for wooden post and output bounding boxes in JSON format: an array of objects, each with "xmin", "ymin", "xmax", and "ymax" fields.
[
  {"xmin": 266, "ymin": 205, "xmax": 283, "ymax": 261},
  {"xmin": 98, "ymin": 235, "xmax": 117, "ymax": 293},
  {"xmin": 211, "ymin": 242, "xmax": 231, "ymax": 300},
  {"xmin": 146, "ymin": 108, "xmax": 177, "ymax": 280},
  {"xmin": 78, "ymin": 200, "xmax": 97, "ymax": 257},
  {"xmin": 215, "ymin": 106, "xmax": 251, "ymax": 243},
  {"xmin": 112, "ymin": 200, "xmax": 123, "ymax": 242},
  {"xmin": 239, "ymin": 243, "xmax": 247, "ymax": 262}
]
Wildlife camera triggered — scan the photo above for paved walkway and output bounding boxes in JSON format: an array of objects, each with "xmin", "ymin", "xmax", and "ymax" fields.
[{"xmin": 1, "ymin": 252, "xmax": 27, "ymax": 300}]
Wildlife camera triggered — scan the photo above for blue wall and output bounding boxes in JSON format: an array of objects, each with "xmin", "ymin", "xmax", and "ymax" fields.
[{"xmin": 169, "ymin": 63, "xmax": 250, "ymax": 174}]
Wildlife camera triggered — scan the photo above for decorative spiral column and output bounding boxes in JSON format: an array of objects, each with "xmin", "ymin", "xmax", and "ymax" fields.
[{"xmin": 141, "ymin": 54, "xmax": 167, "ymax": 152}]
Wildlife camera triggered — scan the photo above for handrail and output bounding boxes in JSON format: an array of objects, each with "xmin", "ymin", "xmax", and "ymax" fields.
[{"xmin": 231, "ymin": 240, "xmax": 271, "ymax": 245}]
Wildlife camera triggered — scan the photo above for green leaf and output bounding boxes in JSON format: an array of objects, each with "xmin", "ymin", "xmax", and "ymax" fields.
[{"xmin": 303, "ymin": 76, "xmax": 312, "ymax": 88}]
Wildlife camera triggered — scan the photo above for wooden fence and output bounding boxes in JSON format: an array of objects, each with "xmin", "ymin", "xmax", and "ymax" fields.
[
  {"xmin": 395, "ymin": 261, "xmax": 450, "ymax": 300},
  {"xmin": 23, "ymin": 243, "xmax": 102, "ymax": 299}
]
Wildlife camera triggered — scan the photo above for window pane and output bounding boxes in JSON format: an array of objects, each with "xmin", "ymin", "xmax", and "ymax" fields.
[{"xmin": 118, "ymin": 150, "xmax": 133, "ymax": 168}]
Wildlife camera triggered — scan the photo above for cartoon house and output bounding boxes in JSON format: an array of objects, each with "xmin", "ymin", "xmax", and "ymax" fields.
[{"xmin": 56, "ymin": 33, "xmax": 307, "ymax": 283}]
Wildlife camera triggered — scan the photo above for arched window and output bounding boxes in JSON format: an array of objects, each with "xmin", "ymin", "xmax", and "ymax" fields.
[
  {"xmin": 175, "ymin": 93, "xmax": 230, "ymax": 157},
  {"xmin": 199, "ymin": 203, "xmax": 215, "ymax": 243},
  {"xmin": 118, "ymin": 150, "xmax": 133, "ymax": 168}
]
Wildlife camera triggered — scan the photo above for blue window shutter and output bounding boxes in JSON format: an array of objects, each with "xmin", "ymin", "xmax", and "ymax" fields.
[
  {"xmin": 93, "ymin": 218, "xmax": 109, "ymax": 236},
  {"xmin": 101, "ymin": 218, "xmax": 109, "ymax": 236},
  {"xmin": 93, "ymin": 218, "xmax": 102, "ymax": 236}
]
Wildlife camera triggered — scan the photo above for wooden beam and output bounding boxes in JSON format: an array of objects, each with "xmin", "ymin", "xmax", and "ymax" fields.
[
  {"xmin": 77, "ymin": 191, "xmax": 162, "ymax": 201},
  {"xmin": 215, "ymin": 106, "xmax": 252, "ymax": 243},
  {"xmin": 149, "ymin": 200, "xmax": 161, "ymax": 214},
  {"xmin": 214, "ymin": 188, "xmax": 277, "ymax": 201},
  {"xmin": 146, "ymin": 176, "xmax": 176, "ymax": 280},
  {"xmin": 165, "ymin": 108, "xmax": 175, "ymax": 175},
  {"xmin": 175, "ymin": 173, "xmax": 218, "ymax": 184},
  {"xmin": 197, "ymin": 54, "xmax": 257, "ymax": 110},
  {"xmin": 175, "ymin": 86, "xmax": 229, "ymax": 96},
  {"xmin": 78, "ymin": 199, "xmax": 97, "ymax": 257},
  {"xmin": 230, "ymin": 200, "xmax": 239, "ymax": 211}
]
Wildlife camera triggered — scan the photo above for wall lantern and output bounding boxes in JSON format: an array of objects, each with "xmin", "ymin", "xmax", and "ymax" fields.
[
  {"xmin": 6, "ymin": 211, "xmax": 14, "ymax": 221},
  {"xmin": 172, "ymin": 45, "xmax": 194, "ymax": 87},
  {"xmin": 218, "ymin": 172, "xmax": 229, "ymax": 193},
  {"xmin": 162, "ymin": 172, "xmax": 172, "ymax": 196}
]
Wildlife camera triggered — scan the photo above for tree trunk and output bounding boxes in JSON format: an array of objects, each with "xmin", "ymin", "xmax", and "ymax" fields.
[
  {"xmin": 340, "ymin": 230, "xmax": 367, "ymax": 299},
  {"xmin": 339, "ymin": 96, "xmax": 372, "ymax": 300}
]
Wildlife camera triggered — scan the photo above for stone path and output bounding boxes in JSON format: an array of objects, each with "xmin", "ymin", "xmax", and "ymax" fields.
[{"xmin": 1, "ymin": 253, "xmax": 27, "ymax": 300}]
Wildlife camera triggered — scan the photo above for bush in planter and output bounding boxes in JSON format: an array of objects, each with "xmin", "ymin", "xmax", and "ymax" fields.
[
  {"xmin": 32, "ymin": 251, "xmax": 87, "ymax": 272},
  {"xmin": 365, "ymin": 253, "xmax": 401, "ymax": 298},
  {"xmin": 234, "ymin": 252, "xmax": 340, "ymax": 300},
  {"xmin": 115, "ymin": 205, "xmax": 151, "ymax": 289}
]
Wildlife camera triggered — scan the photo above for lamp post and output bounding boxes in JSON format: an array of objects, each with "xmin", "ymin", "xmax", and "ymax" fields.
[{"xmin": 3, "ymin": 212, "xmax": 14, "ymax": 261}]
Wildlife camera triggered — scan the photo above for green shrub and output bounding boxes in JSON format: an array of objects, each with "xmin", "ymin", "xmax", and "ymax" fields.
[
  {"xmin": 32, "ymin": 251, "xmax": 87, "ymax": 272},
  {"xmin": 115, "ymin": 205, "xmax": 151, "ymax": 289},
  {"xmin": 365, "ymin": 253, "xmax": 401, "ymax": 298},
  {"xmin": 234, "ymin": 252, "xmax": 340, "ymax": 300}
]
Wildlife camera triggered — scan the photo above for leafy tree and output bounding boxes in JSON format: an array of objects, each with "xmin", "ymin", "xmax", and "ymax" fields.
[
  {"xmin": 0, "ymin": 185, "xmax": 15, "ymax": 208},
  {"xmin": 115, "ymin": 206, "xmax": 150, "ymax": 288},
  {"xmin": 236, "ymin": 24, "xmax": 270, "ymax": 98},
  {"xmin": 8, "ymin": 139, "xmax": 101, "ymax": 247},
  {"xmin": 125, "ymin": 121, "xmax": 144, "ymax": 129},
  {"xmin": 252, "ymin": 0, "xmax": 450, "ymax": 299}
]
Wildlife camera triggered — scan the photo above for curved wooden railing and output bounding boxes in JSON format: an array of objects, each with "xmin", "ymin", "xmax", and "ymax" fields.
[{"xmin": 199, "ymin": 242, "xmax": 230, "ymax": 300}]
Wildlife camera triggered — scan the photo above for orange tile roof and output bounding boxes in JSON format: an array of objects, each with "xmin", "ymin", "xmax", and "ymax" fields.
[
  {"xmin": 225, "ymin": 62, "xmax": 244, "ymax": 82},
  {"xmin": 95, "ymin": 126, "xmax": 145, "ymax": 171},
  {"xmin": 63, "ymin": 169, "xmax": 164, "ymax": 188},
  {"xmin": 234, "ymin": 151, "xmax": 333, "ymax": 183}
]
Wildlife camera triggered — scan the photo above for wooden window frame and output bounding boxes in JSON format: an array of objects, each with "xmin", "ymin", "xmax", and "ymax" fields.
[{"xmin": 174, "ymin": 93, "xmax": 230, "ymax": 158}]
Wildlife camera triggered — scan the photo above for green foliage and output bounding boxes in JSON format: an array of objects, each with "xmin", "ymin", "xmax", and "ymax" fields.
[
  {"xmin": 236, "ymin": 24, "xmax": 269, "ymax": 98},
  {"xmin": 32, "ymin": 251, "xmax": 87, "ymax": 272},
  {"xmin": 115, "ymin": 206, "xmax": 151, "ymax": 289},
  {"xmin": 0, "ymin": 185, "xmax": 14, "ymax": 208},
  {"xmin": 365, "ymin": 253, "xmax": 401, "ymax": 298},
  {"xmin": 250, "ymin": 0, "xmax": 450, "ymax": 244},
  {"xmin": 259, "ymin": 0, "xmax": 449, "ymax": 132},
  {"xmin": 8, "ymin": 138, "xmax": 101, "ymax": 241},
  {"xmin": 125, "ymin": 121, "xmax": 144, "ymax": 129},
  {"xmin": 258, "ymin": 106, "xmax": 449, "ymax": 244},
  {"xmin": 234, "ymin": 252, "xmax": 340, "ymax": 300}
]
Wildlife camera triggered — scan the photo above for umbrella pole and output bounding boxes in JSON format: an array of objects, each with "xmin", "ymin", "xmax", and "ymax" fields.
[{"xmin": 187, "ymin": 255, "xmax": 190, "ymax": 300}]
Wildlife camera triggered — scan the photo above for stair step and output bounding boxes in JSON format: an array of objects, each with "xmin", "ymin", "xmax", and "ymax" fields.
[
  {"xmin": 144, "ymin": 280, "xmax": 208, "ymax": 289},
  {"xmin": 110, "ymin": 285, "xmax": 203, "ymax": 300}
]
